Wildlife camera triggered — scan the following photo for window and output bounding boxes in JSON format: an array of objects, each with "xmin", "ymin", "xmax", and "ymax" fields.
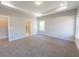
[{"xmin": 39, "ymin": 20, "xmax": 45, "ymax": 32}]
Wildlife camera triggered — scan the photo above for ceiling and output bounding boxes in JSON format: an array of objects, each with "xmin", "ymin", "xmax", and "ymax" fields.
[{"xmin": 1, "ymin": 1, "xmax": 79, "ymax": 17}]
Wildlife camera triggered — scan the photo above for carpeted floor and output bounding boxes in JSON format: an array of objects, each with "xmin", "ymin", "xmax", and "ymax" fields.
[{"xmin": 0, "ymin": 35, "xmax": 79, "ymax": 57}]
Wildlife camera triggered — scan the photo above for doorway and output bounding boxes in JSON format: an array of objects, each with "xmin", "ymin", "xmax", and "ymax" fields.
[
  {"xmin": 0, "ymin": 15, "xmax": 8, "ymax": 44},
  {"xmin": 26, "ymin": 17, "xmax": 31, "ymax": 36}
]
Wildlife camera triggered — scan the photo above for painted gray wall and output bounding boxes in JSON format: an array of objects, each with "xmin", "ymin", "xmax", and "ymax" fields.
[{"xmin": 38, "ymin": 9, "xmax": 77, "ymax": 41}]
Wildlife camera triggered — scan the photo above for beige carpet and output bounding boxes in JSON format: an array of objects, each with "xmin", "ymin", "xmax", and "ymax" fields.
[{"xmin": 0, "ymin": 35, "xmax": 79, "ymax": 57}]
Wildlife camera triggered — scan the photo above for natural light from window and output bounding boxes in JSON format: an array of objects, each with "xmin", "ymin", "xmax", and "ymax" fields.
[{"xmin": 39, "ymin": 21, "xmax": 45, "ymax": 32}]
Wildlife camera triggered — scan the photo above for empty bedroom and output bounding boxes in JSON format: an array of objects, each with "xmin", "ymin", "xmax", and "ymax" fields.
[{"xmin": 0, "ymin": 0, "xmax": 79, "ymax": 57}]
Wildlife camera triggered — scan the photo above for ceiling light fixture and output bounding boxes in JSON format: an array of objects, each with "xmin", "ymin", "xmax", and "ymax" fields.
[
  {"xmin": 34, "ymin": 12, "xmax": 42, "ymax": 17},
  {"xmin": 57, "ymin": 2, "xmax": 67, "ymax": 11},
  {"xmin": 60, "ymin": 3, "xmax": 64, "ymax": 7},
  {"xmin": 34, "ymin": 1, "xmax": 42, "ymax": 6}
]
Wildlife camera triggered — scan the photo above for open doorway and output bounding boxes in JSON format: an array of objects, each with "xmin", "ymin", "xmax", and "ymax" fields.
[
  {"xmin": 26, "ymin": 17, "xmax": 31, "ymax": 36},
  {"xmin": 0, "ymin": 15, "xmax": 8, "ymax": 44}
]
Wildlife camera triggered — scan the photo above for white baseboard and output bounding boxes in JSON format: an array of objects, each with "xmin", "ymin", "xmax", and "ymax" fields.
[
  {"xmin": 39, "ymin": 33, "xmax": 79, "ymax": 50},
  {"xmin": 0, "ymin": 36, "xmax": 8, "ymax": 39},
  {"xmin": 75, "ymin": 39, "xmax": 79, "ymax": 50},
  {"xmin": 15, "ymin": 33, "xmax": 37, "ymax": 40},
  {"xmin": 9, "ymin": 35, "xmax": 27, "ymax": 41},
  {"xmin": 16, "ymin": 35, "xmax": 27, "ymax": 40},
  {"xmin": 38, "ymin": 32, "xmax": 74, "ymax": 42}
]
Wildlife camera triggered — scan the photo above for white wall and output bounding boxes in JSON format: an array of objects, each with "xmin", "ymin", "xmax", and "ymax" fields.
[
  {"xmin": 0, "ymin": 4, "xmax": 38, "ymax": 41},
  {"xmin": 8, "ymin": 15, "xmax": 38, "ymax": 41},
  {"xmin": 38, "ymin": 9, "xmax": 77, "ymax": 41},
  {"xmin": 8, "ymin": 16, "xmax": 27, "ymax": 41},
  {"xmin": 0, "ymin": 4, "xmax": 37, "ymax": 41},
  {"xmin": 75, "ymin": 8, "xmax": 79, "ymax": 50},
  {"xmin": 0, "ymin": 5, "xmax": 30, "ymax": 41},
  {"xmin": 30, "ymin": 16, "xmax": 38, "ymax": 35},
  {"xmin": 8, "ymin": 16, "xmax": 38, "ymax": 41}
]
